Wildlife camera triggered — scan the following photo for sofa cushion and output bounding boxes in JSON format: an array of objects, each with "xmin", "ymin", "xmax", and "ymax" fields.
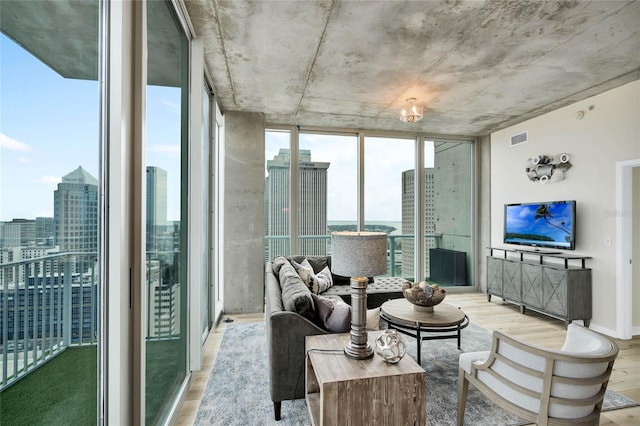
[
  {"xmin": 271, "ymin": 256, "xmax": 290, "ymax": 275},
  {"xmin": 278, "ymin": 260, "xmax": 314, "ymax": 317}
]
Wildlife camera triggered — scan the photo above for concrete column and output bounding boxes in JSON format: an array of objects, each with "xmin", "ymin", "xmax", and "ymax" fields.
[{"xmin": 223, "ymin": 111, "xmax": 265, "ymax": 313}]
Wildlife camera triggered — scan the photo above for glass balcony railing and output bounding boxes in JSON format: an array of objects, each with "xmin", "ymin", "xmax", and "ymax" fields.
[
  {"xmin": 264, "ymin": 233, "xmax": 443, "ymax": 279},
  {"xmin": 0, "ymin": 250, "xmax": 180, "ymax": 392},
  {"xmin": 0, "ymin": 252, "xmax": 98, "ymax": 391}
]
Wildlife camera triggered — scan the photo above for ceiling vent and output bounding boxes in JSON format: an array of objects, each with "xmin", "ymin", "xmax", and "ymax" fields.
[{"xmin": 510, "ymin": 131, "xmax": 528, "ymax": 147}]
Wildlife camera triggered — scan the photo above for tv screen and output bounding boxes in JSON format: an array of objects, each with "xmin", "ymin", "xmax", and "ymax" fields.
[{"xmin": 504, "ymin": 200, "xmax": 576, "ymax": 250}]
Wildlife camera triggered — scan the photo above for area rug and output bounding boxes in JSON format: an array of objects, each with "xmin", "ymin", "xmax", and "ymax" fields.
[{"xmin": 194, "ymin": 322, "xmax": 637, "ymax": 426}]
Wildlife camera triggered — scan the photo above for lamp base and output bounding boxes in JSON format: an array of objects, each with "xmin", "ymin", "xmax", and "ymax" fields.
[
  {"xmin": 344, "ymin": 341, "xmax": 374, "ymax": 360},
  {"xmin": 344, "ymin": 276, "xmax": 374, "ymax": 360}
]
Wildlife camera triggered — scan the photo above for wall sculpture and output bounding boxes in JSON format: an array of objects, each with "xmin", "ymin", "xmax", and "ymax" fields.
[{"xmin": 525, "ymin": 153, "xmax": 571, "ymax": 184}]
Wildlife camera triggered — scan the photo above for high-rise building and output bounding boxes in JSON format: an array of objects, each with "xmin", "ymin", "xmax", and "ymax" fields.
[
  {"xmin": 401, "ymin": 169, "xmax": 436, "ymax": 278},
  {"xmin": 401, "ymin": 143, "xmax": 472, "ymax": 282},
  {"xmin": 0, "ymin": 221, "xmax": 19, "ymax": 248},
  {"xmin": 54, "ymin": 166, "xmax": 98, "ymax": 253},
  {"xmin": 146, "ymin": 166, "xmax": 168, "ymax": 252},
  {"xmin": 35, "ymin": 217, "xmax": 55, "ymax": 245},
  {"xmin": 265, "ymin": 149, "xmax": 329, "ymax": 260},
  {"xmin": 0, "ymin": 219, "xmax": 36, "ymax": 247}
]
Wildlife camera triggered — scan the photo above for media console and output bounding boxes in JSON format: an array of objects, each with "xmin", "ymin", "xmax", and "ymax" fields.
[{"xmin": 486, "ymin": 247, "xmax": 592, "ymax": 326}]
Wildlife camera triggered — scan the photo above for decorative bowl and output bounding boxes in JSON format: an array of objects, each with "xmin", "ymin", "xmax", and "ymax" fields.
[{"xmin": 402, "ymin": 281, "xmax": 447, "ymax": 312}]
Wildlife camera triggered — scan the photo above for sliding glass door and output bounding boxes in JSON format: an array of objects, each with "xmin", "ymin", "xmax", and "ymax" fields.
[
  {"xmin": 202, "ymin": 84, "xmax": 212, "ymax": 338},
  {"xmin": 145, "ymin": 1, "xmax": 189, "ymax": 423}
]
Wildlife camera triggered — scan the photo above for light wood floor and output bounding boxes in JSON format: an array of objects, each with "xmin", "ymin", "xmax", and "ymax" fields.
[{"xmin": 176, "ymin": 292, "xmax": 640, "ymax": 425}]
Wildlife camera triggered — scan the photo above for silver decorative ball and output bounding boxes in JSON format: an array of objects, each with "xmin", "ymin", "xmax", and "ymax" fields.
[{"xmin": 375, "ymin": 329, "xmax": 407, "ymax": 364}]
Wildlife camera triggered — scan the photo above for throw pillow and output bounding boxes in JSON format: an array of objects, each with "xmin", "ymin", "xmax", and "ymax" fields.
[
  {"xmin": 279, "ymin": 261, "xmax": 314, "ymax": 317},
  {"xmin": 310, "ymin": 294, "xmax": 381, "ymax": 332},
  {"xmin": 366, "ymin": 307, "xmax": 380, "ymax": 331},
  {"xmin": 304, "ymin": 256, "xmax": 330, "ymax": 274},
  {"xmin": 290, "ymin": 258, "xmax": 318, "ymax": 290},
  {"xmin": 311, "ymin": 294, "xmax": 350, "ymax": 333},
  {"xmin": 313, "ymin": 266, "xmax": 333, "ymax": 294}
]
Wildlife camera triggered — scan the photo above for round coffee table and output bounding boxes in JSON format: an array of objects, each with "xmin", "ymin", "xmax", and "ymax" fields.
[{"xmin": 380, "ymin": 298, "xmax": 469, "ymax": 364}]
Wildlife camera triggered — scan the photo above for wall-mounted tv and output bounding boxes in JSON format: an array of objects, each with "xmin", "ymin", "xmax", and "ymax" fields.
[{"xmin": 504, "ymin": 200, "xmax": 576, "ymax": 251}]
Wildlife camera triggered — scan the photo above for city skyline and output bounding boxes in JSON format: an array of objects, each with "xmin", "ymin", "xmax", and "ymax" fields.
[
  {"xmin": 265, "ymin": 131, "xmax": 436, "ymax": 223},
  {"xmin": 0, "ymin": 162, "xmax": 174, "ymax": 223}
]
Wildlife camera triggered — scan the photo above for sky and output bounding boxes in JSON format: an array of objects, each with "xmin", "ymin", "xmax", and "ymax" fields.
[{"xmin": 0, "ymin": 33, "xmax": 182, "ymax": 222}]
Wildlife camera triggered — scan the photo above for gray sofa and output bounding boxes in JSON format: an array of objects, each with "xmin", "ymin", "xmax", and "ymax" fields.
[{"xmin": 265, "ymin": 255, "xmax": 407, "ymax": 421}]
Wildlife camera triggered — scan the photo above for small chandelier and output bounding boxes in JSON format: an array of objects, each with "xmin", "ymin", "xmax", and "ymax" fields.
[{"xmin": 400, "ymin": 98, "xmax": 423, "ymax": 123}]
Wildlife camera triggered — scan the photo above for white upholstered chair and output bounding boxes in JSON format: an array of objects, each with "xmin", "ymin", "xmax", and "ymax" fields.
[{"xmin": 457, "ymin": 323, "xmax": 619, "ymax": 426}]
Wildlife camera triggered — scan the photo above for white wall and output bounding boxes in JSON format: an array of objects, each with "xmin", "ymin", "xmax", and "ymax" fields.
[{"xmin": 490, "ymin": 80, "xmax": 640, "ymax": 332}]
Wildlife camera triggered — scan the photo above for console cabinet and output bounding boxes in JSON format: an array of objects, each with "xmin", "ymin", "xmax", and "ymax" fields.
[{"xmin": 486, "ymin": 248, "xmax": 592, "ymax": 326}]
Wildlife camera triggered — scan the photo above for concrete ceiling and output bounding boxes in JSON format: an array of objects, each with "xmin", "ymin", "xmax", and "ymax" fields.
[
  {"xmin": 185, "ymin": 0, "xmax": 640, "ymax": 136},
  {"xmin": 2, "ymin": 1, "xmax": 638, "ymax": 137}
]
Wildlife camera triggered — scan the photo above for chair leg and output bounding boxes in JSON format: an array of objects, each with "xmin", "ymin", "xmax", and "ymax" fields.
[
  {"xmin": 457, "ymin": 368, "xmax": 469, "ymax": 426},
  {"xmin": 274, "ymin": 401, "xmax": 281, "ymax": 421}
]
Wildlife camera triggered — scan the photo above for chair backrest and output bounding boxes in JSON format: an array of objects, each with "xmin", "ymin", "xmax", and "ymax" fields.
[{"xmin": 471, "ymin": 324, "xmax": 618, "ymax": 423}]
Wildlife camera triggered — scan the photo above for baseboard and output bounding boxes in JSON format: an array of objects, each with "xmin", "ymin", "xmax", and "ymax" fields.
[
  {"xmin": 586, "ymin": 322, "xmax": 618, "ymax": 339},
  {"xmin": 588, "ymin": 322, "xmax": 640, "ymax": 340}
]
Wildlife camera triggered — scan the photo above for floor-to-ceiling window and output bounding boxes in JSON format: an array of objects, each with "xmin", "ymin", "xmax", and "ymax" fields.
[
  {"xmin": 213, "ymin": 102, "xmax": 224, "ymax": 321},
  {"xmin": 423, "ymin": 140, "xmax": 474, "ymax": 286},
  {"xmin": 145, "ymin": 0, "xmax": 189, "ymax": 423},
  {"xmin": 264, "ymin": 130, "xmax": 475, "ymax": 287},
  {"xmin": 364, "ymin": 136, "xmax": 415, "ymax": 278},
  {"xmin": 0, "ymin": 1, "xmax": 101, "ymax": 423},
  {"xmin": 265, "ymin": 129, "xmax": 292, "ymax": 260},
  {"xmin": 202, "ymin": 84, "xmax": 211, "ymax": 338},
  {"xmin": 298, "ymin": 132, "xmax": 358, "ymax": 256}
]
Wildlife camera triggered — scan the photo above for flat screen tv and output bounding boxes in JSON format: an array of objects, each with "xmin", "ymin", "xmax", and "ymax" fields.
[{"xmin": 504, "ymin": 200, "xmax": 576, "ymax": 251}]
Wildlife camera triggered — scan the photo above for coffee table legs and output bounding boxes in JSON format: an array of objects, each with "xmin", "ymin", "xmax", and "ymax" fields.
[
  {"xmin": 416, "ymin": 326, "xmax": 422, "ymax": 365},
  {"xmin": 415, "ymin": 324, "xmax": 461, "ymax": 365},
  {"xmin": 383, "ymin": 316, "xmax": 469, "ymax": 365}
]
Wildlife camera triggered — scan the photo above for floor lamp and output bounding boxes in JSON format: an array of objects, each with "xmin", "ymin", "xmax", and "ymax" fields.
[{"xmin": 331, "ymin": 231, "xmax": 388, "ymax": 360}]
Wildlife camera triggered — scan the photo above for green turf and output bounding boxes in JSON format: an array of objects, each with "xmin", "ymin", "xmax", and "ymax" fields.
[
  {"xmin": 145, "ymin": 338, "xmax": 185, "ymax": 425},
  {"xmin": 0, "ymin": 339, "xmax": 186, "ymax": 426},
  {"xmin": 0, "ymin": 347, "xmax": 97, "ymax": 426}
]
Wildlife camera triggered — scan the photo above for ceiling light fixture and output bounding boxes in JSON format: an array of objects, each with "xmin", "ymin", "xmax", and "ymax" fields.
[{"xmin": 400, "ymin": 97, "xmax": 423, "ymax": 123}]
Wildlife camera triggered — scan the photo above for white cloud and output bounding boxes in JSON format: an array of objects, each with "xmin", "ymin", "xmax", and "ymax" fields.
[
  {"xmin": 18, "ymin": 156, "xmax": 30, "ymax": 164},
  {"xmin": 161, "ymin": 99, "xmax": 180, "ymax": 114},
  {"xmin": 35, "ymin": 175, "xmax": 62, "ymax": 185},
  {"xmin": 149, "ymin": 144, "xmax": 180, "ymax": 154},
  {"xmin": 0, "ymin": 133, "xmax": 32, "ymax": 152}
]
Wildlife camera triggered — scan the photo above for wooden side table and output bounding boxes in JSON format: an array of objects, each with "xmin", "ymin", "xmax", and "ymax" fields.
[{"xmin": 305, "ymin": 332, "xmax": 426, "ymax": 426}]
